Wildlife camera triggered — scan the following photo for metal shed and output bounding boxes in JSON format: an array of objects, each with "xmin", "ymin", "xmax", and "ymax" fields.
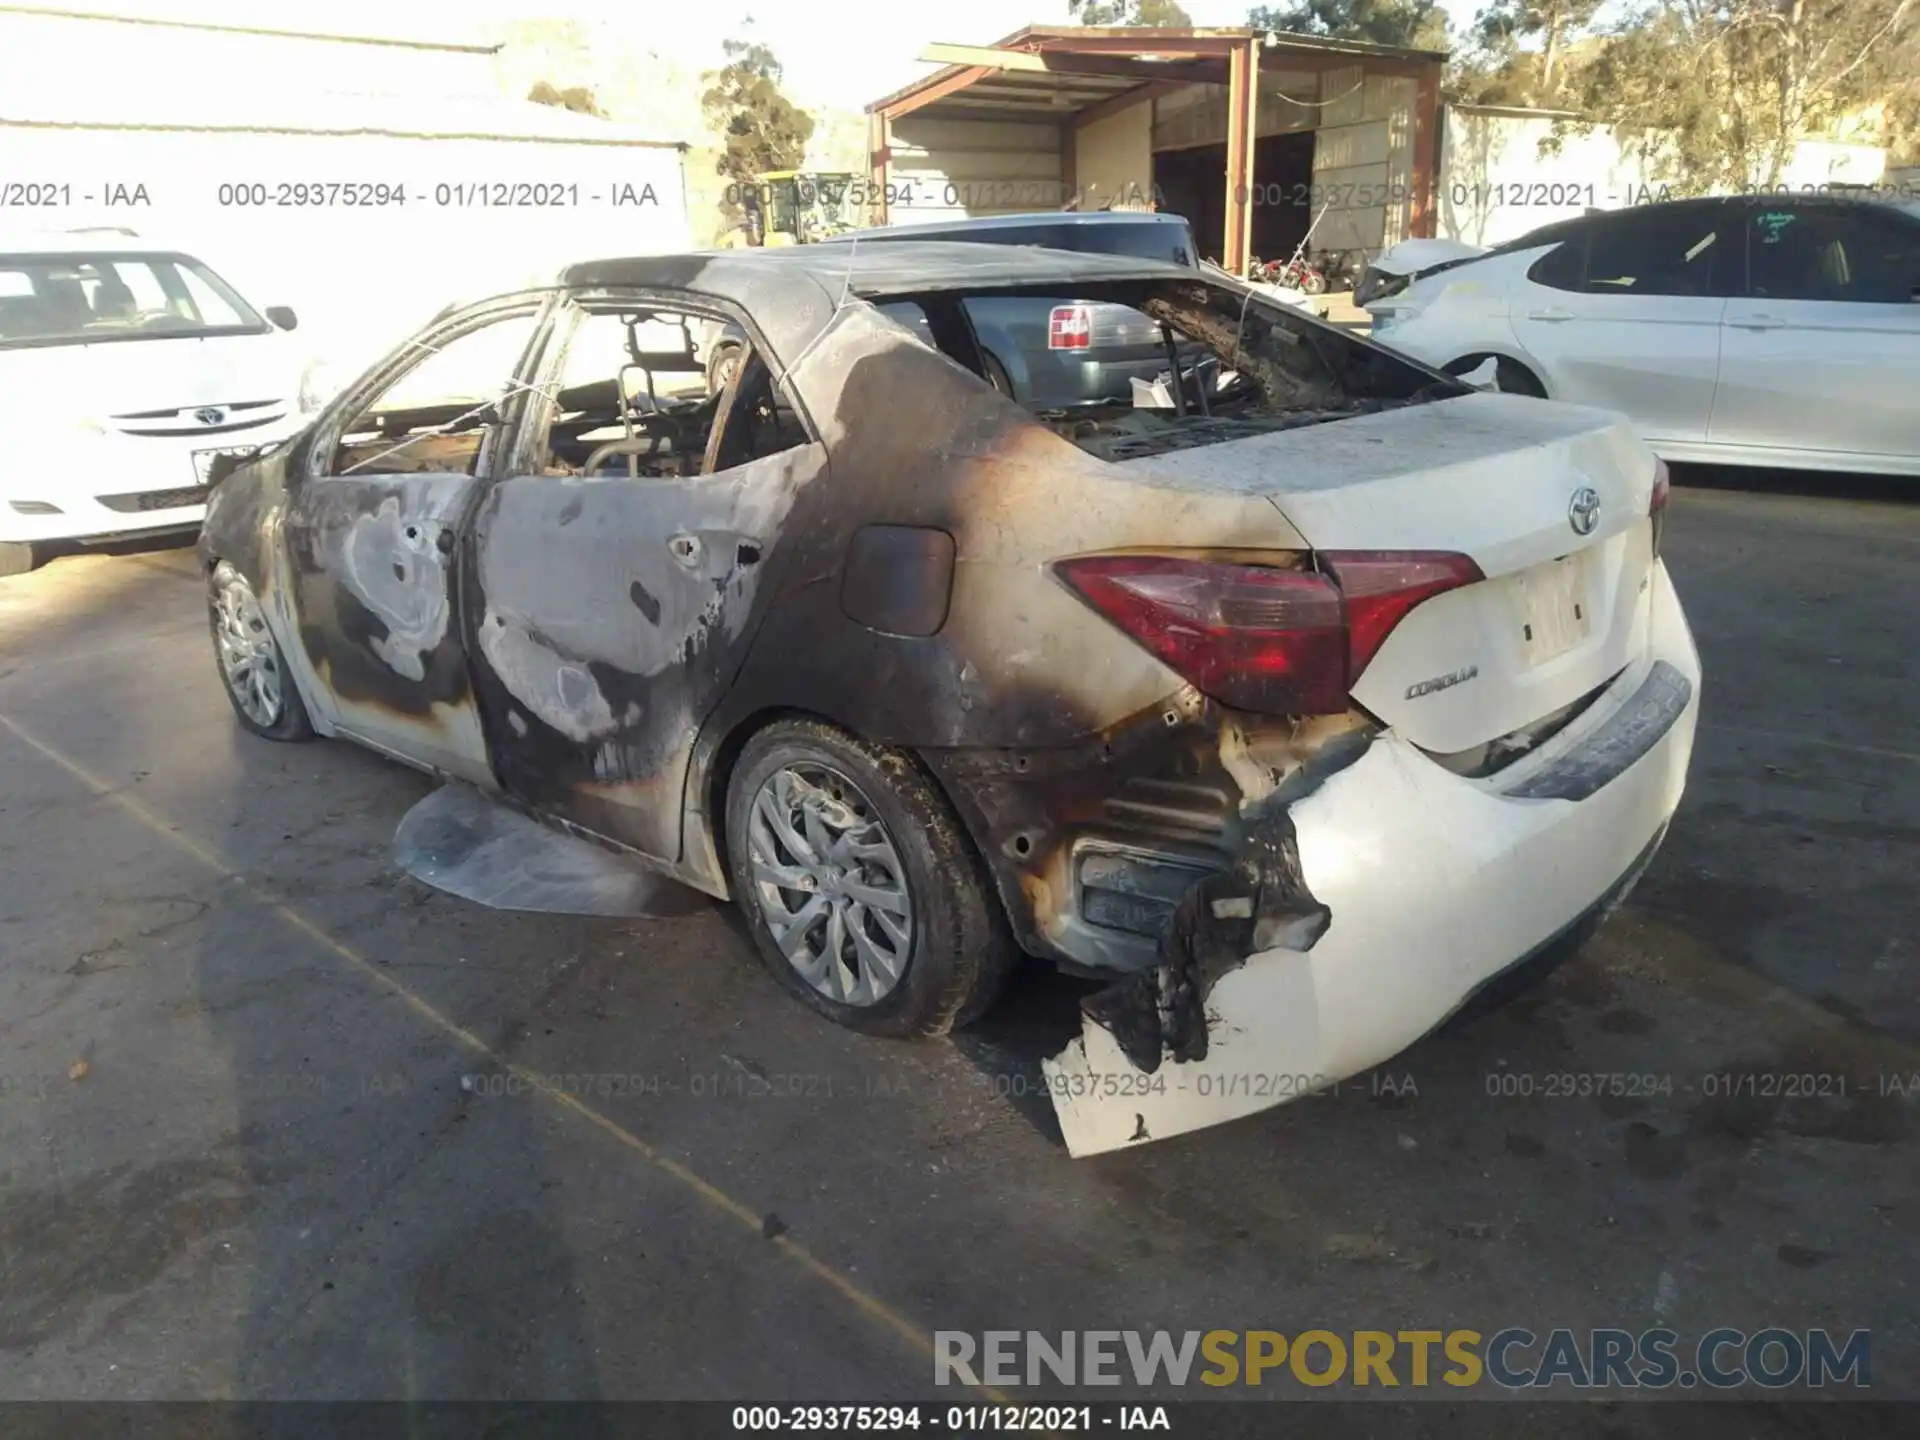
[{"xmin": 866, "ymin": 25, "xmax": 1448, "ymax": 275}]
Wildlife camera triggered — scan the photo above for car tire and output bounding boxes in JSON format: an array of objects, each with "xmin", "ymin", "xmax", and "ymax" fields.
[
  {"xmin": 0, "ymin": 542, "xmax": 45, "ymax": 579},
  {"xmin": 208, "ymin": 560, "xmax": 314, "ymax": 742},
  {"xmin": 724, "ymin": 718, "xmax": 1015, "ymax": 1038},
  {"xmin": 707, "ymin": 343, "xmax": 744, "ymax": 397}
]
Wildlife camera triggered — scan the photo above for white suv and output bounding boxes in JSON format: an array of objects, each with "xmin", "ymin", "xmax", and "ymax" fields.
[{"xmin": 0, "ymin": 232, "xmax": 314, "ymax": 576}]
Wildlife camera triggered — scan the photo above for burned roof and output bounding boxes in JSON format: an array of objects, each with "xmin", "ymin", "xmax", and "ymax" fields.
[
  {"xmin": 560, "ymin": 242, "xmax": 1191, "ymax": 300},
  {"xmin": 559, "ymin": 243, "xmax": 1202, "ymax": 363}
]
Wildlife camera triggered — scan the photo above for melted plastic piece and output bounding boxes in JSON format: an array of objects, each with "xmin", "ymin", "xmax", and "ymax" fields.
[{"xmin": 393, "ymin": 784, "xmax": 708, "ymax": 919}]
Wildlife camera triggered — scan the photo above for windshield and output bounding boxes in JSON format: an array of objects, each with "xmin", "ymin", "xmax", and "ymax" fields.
[{"xmin": 0, "ymin": 251, "xmax": 270, "ymax": 350}]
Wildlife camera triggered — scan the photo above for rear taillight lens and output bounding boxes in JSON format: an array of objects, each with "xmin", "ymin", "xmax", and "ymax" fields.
[
  {"xmin": 1048, "ymin": 304, "xmax": 1092, "ymax": 350},
  {"xmin": 1649, "ymin": 458, "xmax": 1671, "ymax": 560},
  {"xmin": 1055, "ymin": 551, "xmax": 1482, "ymax": 716}
]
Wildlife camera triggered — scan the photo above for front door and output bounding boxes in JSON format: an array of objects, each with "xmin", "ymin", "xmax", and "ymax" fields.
[
  {"xmin": 1711, "ymin": 199, "xmax": 1920, "ymax": 463},
  {"xmin": 281, "ymin": 295, "xmax": 550, "ymax": 780},
  {"xmin": 466, "ymin": 292, "xmax": 824, "ymax": 862},
  {"xmin": 1508, "ymin": 201, "xmax": 1733, "ymax": 445}
]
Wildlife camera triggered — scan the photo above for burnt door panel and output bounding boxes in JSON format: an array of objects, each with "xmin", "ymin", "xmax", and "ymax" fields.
[
  {"xmin": 467, "ymin": 443, "xmax": 821, "ymax": 862},
  {"xmin": 283, "ymin": 471, "xmax": 493, "ymax": 780}
]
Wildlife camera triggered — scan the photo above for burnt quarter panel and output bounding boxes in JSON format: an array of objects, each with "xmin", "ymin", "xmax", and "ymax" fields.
[{"xmin": 698, "ymin": 301, "xmax": 1345, "ymax": 974}]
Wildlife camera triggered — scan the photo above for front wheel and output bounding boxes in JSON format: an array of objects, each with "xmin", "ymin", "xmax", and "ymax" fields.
[
  {"xmin": 724, "ymin": 719, "xmax": 1015, "ymax": 1037},
  {"xmin": 208, "ymin": 560, "xmax": 313, "ymax": 741}
]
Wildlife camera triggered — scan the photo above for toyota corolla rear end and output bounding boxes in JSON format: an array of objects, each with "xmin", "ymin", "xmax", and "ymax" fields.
[{"xmin": 1034, "ymin": 391, "xmax": 1698, "ymax": 1155}]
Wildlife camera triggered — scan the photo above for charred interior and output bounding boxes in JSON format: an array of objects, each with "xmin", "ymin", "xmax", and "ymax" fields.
[{"xmin": 877, "ymin": 275, "xmax": 1462, "ymax": 462}]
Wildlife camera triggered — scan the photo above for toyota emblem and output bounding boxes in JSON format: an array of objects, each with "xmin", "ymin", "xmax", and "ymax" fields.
[
  {"xmin": 194, "ymin": 406, "xmax": 225, "ymax": 426},
  {"xmin": 1568, "ymin": 485, "xmax": 1601, "ymax": 536}
]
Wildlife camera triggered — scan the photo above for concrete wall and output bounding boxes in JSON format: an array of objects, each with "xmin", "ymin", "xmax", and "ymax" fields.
[
  {"xmin": 1073, "ymin": 103, "xmax": 1154, "ymax": 212},
  {"xmin": 0, "ymin": 13, "xmax": 691, "ymax": 380},
  {"xmin": 3, "ymin": 125, "xmax": 691, "ymax": 381},
  {"xmin": 883, "ymin": 115, "xmax": 1066, "ymax": 225}
]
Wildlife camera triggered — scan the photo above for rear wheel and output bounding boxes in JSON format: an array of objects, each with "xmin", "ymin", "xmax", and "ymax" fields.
[
  {"xmin": 209, "ymin": 560, "xmax": 313, "ymax": 741},
  {"xmin": 724, "ymin": 719, "xmax": 1014, "ymax": 1037},
  {"xmin": 0, "ymin": 542, "xmax": 44, "ymax": 579}
]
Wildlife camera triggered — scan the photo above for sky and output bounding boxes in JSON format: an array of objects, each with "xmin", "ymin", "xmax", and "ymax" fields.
[{"xmin": 26, "ymin": 2, "xmax": 1491, "ymax": 110}]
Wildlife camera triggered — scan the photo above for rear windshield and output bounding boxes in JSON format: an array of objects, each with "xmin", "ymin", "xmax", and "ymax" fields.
[{"xmin": 0, "ymin": 251, "xmax": 269, "ymax": 350}]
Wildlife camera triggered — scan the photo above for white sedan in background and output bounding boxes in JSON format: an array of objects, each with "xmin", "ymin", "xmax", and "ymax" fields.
[
  {"xmin": 1365, "ymin": 195, "xmax": 1920, "ymax": 476},
  {"xmin": 0, "ymin": 231, "xmax": 317, "ymax": 577}
]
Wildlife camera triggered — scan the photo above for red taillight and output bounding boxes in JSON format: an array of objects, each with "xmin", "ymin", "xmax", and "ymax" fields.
[
  {"xmin": 1048, "ymin": 304, "xmax": 1092, "ymax": 350},
  {"xmin": 1055, "ymin": 551, "xmax": 1482, "ymax": 716},
  {"xmin": 1321, "ymin": 551, "xmax": 1487, "ymax": 682},
  {"xmin": 1649, "ymin": 458, "xmax": 1671, "ymax": 560}
]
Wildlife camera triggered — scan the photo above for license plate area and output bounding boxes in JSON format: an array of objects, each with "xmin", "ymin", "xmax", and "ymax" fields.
[
  {"xmin": 1514, "ymin": 553, "xmax": 1590, "ymax": 666},
  {"xmin": 191, "ymin": 445, "xmax": 263, "ymax": 486}
]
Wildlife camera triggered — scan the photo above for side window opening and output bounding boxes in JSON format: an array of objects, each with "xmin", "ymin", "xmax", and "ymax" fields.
[
  {"xmin": 530, "ymin": 305, "xmax": 808, "ymax": 480},
  {"xmin": 1582, "ymin": 207, "xmax": 1725, "ymax": 297},
  {"xmin": 1527, "ymin": 236, "xmax": 1587, "ymax": 292},
  {"xmin": 1748, "ymin": 204, "xmax": 1920, "ymax": 304},
  {"xmin": 328, "ymin": 309, "xmax": 541, "ymax": 478}
]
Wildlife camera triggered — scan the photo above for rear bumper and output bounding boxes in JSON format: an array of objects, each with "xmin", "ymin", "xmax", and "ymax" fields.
[{"xmin": 1046, "ymin": 559, "xmax": 1700, "ymax": 1155}]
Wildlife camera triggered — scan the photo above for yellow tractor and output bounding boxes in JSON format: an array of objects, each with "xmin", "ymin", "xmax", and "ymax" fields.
[{"xmin": 745, "ymin": 170, "xmax": 862, "ymax": 246}]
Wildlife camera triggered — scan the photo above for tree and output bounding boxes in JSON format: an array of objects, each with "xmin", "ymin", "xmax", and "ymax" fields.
[
  {"xmin": 1247, "ymin": 1, "xmax": 1449, "ymax": 51},
  {"xmin": 1471, "ymin": 0, "xmax": 1601, "ymax": 94},
  {"xmin": 1068, "ymin": 0, "xmax": 1193, "ymax": 23},
  {"xmin": 701, "ymin": 38, "xmax": 816, "ymax": 237},
  {"xmin": 1569, "ymin": 0, "xmax": 1919, "ymax": 191}
]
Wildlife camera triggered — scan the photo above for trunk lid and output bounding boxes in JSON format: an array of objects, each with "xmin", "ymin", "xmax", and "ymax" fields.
[{"xmin": 1117, "ymin": 392, "xmax": 1661, "ymax": 754}]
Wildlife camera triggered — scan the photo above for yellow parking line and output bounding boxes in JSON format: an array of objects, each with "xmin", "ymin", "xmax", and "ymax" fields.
[{"xmin": 0, "ymin": 709, "xmax": 989, "ymax": 1394}]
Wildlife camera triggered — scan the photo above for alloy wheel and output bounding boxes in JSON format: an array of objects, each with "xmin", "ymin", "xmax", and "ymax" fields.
[
  {"xmin": 212, "ymin": 564, "xmax": 284, "ymax": 728},
  {"xmin": 745, "ymin": 763, "xmax": 915, "ymax": 1006}
]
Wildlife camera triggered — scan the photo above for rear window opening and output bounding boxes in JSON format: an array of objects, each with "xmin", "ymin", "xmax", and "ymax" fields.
[{"xmin": 879, "ymin": 276, "xmax": 1463, "ymax": 462}]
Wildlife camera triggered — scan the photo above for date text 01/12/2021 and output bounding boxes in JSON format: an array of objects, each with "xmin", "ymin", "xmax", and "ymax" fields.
[
  {"xmin": 729, "ymin": 1407, "xmax": 1170, "ymax": 1432},
  {"xmin": 209, "ymin": 180, "xmax": 664, "ymax": 208}
]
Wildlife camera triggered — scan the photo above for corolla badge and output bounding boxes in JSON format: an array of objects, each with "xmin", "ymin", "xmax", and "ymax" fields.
[
  {"xmin": 1568, "ymin": 485, "xmax": 1601, "ymax": 536},
  {"xmin": 195, "ymin": 406, "xmax": 226, "ymax": 426}
]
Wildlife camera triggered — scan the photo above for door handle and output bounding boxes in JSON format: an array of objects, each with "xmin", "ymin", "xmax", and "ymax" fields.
[
  {"xmin": 1729, "ymin": 314, "xmax": 1786, "ymax": 330},
  {"xmin": 1526, "ymin": 307, "xmax": 1576, "ymax": 322}
]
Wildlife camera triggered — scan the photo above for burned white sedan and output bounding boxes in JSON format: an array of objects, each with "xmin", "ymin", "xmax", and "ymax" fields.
[{"xmin": 200, "ymin": 242, "xmax": 1699, "ymax": 1154}]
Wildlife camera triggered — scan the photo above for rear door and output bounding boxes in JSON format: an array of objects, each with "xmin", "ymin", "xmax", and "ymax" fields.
[
  {"xmin": 1508, "ymin": 202, "xmax": 1734, "ymax": 443},
  {"xmin": 466, "ymin": 290, "xmax": 824, "ymax": 863},
  {"xmin": 1710, "ymin": 199, "xmax": 1920, "ymax": 462}
]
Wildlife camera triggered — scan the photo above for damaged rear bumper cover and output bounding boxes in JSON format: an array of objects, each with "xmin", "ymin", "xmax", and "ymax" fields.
[{"xmin": 1046, "ymin": 565, "xmax": 1700, "ymax": 1156}]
